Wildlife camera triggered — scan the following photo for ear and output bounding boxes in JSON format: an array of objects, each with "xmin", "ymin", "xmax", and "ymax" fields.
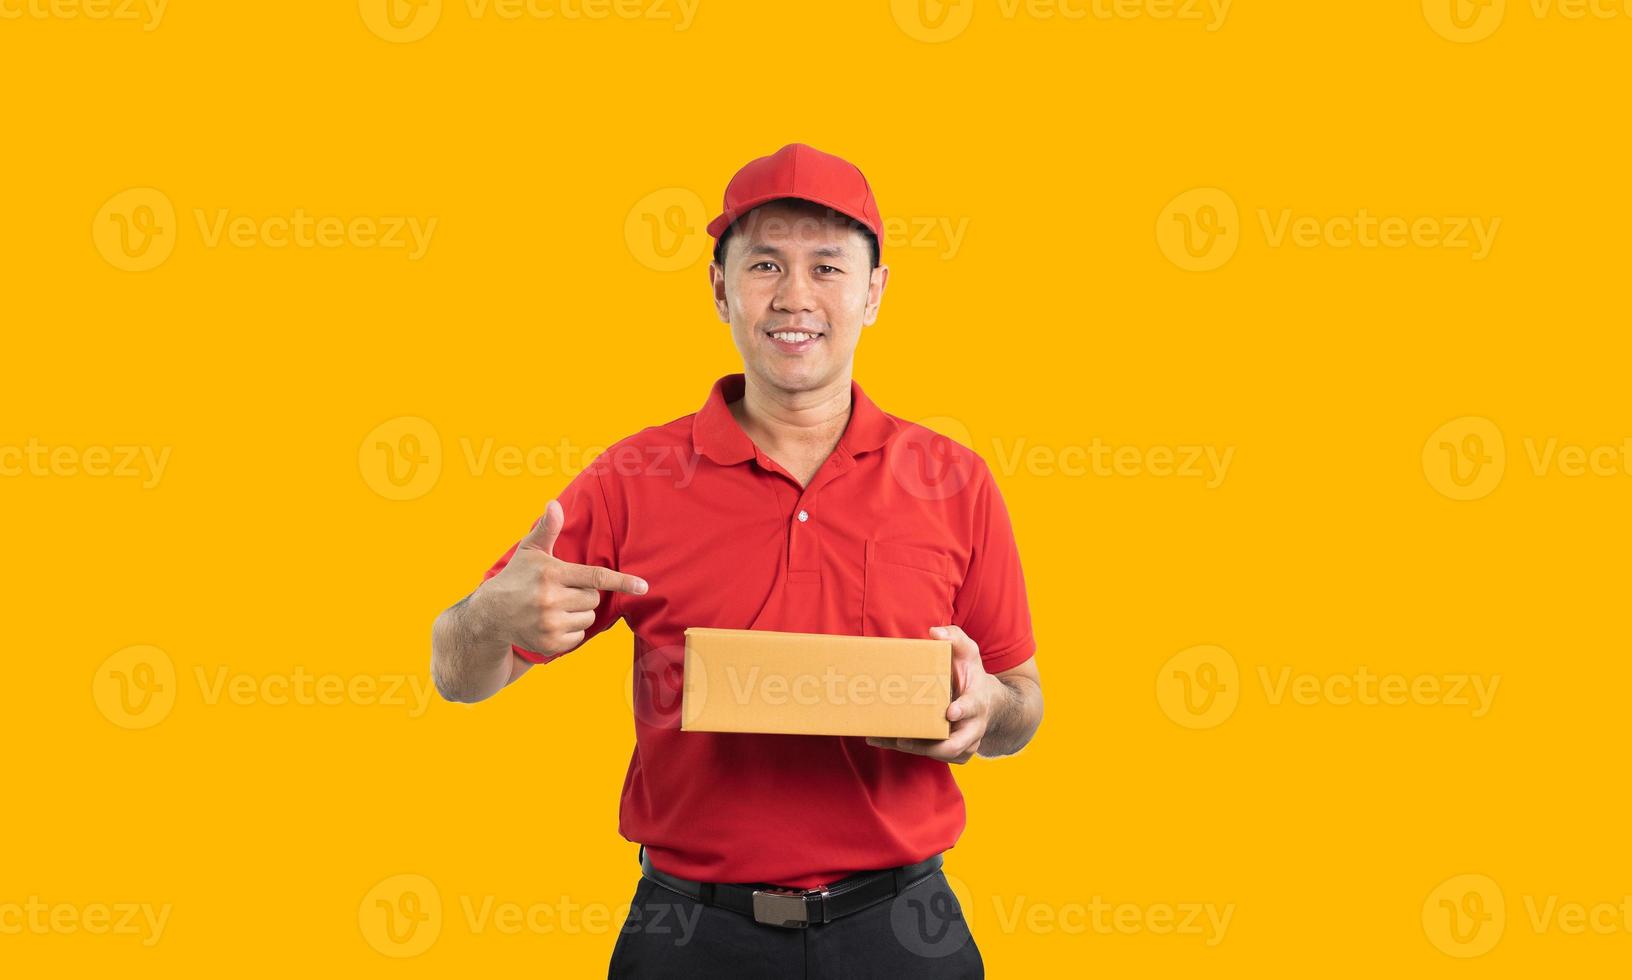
[
  {"xmin": 862, "ymin": 264, "xmax": 889, "ymax": 326},
  {"xmin": 709, "ymin": 261, "xmax": 731, "ymax": 323}
]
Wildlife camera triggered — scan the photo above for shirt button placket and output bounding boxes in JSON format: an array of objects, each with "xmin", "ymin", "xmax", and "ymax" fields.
[{"xmin": 789, "ymin": 500, "xmax": 817, "ymax": 574}]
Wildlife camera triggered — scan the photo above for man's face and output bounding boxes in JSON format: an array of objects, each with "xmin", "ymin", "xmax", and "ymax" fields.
[{"xmin": 709, "ymin": 200, "xmax": 888, "ymax": 396}]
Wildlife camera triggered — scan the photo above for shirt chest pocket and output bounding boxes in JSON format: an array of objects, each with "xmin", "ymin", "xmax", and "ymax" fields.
[{"xmin": 861, "ymin": 540, "xmax": 956, "ymax": 639}]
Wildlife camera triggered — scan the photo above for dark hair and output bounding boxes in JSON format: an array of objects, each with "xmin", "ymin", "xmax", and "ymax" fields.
[{"xmin": 712, "ymin": 197, "xmax": 880, "ymax": 269}]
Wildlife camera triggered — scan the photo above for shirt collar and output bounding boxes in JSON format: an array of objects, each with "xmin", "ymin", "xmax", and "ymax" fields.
[{"xmin": 692, "ymin": 373, "xmax": 899, "ymax": 466}]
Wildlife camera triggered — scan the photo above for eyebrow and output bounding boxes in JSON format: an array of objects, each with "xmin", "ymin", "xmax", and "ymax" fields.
[{"xmin": 744, "ymin": 244, "xmax": 851, "ymax": 259}]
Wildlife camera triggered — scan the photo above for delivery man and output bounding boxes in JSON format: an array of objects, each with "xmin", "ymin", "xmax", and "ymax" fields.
[{"xmin": 430, "ymin": 143, "xmax": 1043, "ymax": 978}]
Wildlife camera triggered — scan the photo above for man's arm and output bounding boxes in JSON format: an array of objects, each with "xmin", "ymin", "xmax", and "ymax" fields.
[
  {"xmin": 430, "ymin": 590, "xmax": 533, "ymax": 704},
  {"xmin": 430, "ymin": 499, "xmax": 647, "ymax": 704},
  {"xmin": 976, "ymin": 655, "xmax": 1043, "ymax": 758}
]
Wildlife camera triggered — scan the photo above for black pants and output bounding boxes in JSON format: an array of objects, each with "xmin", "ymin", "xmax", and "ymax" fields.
[{"xmin": 607, "ymin": 869, "xmax": 984, "ymax": 978}]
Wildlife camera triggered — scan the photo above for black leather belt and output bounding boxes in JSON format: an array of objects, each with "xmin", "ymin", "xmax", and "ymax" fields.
[{"xmin": 638, "ymin": 846, "xmax": 944, "ymax": 929}]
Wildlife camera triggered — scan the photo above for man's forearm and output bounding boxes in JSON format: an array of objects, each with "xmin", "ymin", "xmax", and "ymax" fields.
[
  {"xmin": 976, "ymin": 675, "xmax": 1043, "ymax": 758},
  {"xmin": 431, "ymin": 589, "xmax": 515, "ymax": 703}
]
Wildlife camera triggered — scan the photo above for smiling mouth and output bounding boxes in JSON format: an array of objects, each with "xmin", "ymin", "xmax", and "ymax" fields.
[{"xmin": 766, "ymin": 330, "xmax": 823, "ymax": 343}]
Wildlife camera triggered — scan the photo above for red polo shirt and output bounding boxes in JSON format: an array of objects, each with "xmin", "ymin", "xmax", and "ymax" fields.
[{"xmin": 482, "ymin": 373, "xmax": 1035, "ymax": 888}]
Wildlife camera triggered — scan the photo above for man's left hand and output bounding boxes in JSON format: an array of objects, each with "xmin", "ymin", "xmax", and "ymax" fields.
[{"xmin": 865, "ymin": 625, "xmax": 1001, "ymax": 765}]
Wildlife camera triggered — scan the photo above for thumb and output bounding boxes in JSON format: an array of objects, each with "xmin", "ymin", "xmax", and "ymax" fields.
[{"xmin": 519, "ymin": 499, "xmax": 565, "ymax": 555}]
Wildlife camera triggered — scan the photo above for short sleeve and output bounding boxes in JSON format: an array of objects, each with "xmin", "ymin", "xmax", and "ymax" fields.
[
  {"xmin": 481, "ymin": 462, "xmax": 623, "ymax": 664},
  {"xmin": 952, "ymin": 463, "xmax": 1037, "ymax": 675}
]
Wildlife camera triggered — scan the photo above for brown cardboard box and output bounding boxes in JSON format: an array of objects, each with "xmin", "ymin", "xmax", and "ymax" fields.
[{"xmin": 680, "ymin": 627, "xmax": 952, "ymax": 739}]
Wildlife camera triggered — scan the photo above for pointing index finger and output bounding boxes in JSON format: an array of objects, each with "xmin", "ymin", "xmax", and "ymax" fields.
[{"xmin": 558, "ymin": 561, "xmax": 648, "ymax": 596}]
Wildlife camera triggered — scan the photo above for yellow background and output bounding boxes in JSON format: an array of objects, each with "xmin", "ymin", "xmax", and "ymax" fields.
[{"xmin": 3, "ymin": 0, "xmax": 1629, "ymax": 975}]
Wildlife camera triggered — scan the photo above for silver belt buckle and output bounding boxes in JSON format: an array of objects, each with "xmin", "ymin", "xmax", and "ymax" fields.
[{"xmin": 751, "ymin": 887, "xmax": 827, "ymax": 928}]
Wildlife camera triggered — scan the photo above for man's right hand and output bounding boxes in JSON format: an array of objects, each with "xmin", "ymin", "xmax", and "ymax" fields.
[{"xmin": 476, "ymin": 499, "xmax": 649, "ymax": 658}]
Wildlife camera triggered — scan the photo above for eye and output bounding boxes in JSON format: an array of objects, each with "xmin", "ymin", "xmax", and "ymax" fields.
[
  {"xmin": 815, "ymin": 265, "xmax": 842, "ymax": 275},
  {"xmin": 750, "ymin": 261, "xmax": 779, "ymax": 272}
]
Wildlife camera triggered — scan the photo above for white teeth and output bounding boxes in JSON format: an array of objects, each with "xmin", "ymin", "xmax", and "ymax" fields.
[{"xmin": 771, "ymin": 331, "xmax": 818, "ymax": 343}]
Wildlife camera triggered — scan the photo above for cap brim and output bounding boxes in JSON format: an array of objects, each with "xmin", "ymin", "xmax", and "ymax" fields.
[{"xmin": 706, "ymin": 192, "xmax": 877, "ymax": 242}]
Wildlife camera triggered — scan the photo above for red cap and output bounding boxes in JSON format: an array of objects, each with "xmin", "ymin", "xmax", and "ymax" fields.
[{"xmin": 706, "ymin": 143, "xmax": 884, "ymax": 248}]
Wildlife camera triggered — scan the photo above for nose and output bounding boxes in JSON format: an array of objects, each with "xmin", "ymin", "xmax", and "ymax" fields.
[{"xmin": 771, "ymin": 266, "xmax": 817, "ymax": 314}]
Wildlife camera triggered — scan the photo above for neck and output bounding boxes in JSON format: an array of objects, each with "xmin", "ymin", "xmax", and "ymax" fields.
[{"xmin": 731, "ymin": 371, "xmax": 853, "ymax": 455}]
